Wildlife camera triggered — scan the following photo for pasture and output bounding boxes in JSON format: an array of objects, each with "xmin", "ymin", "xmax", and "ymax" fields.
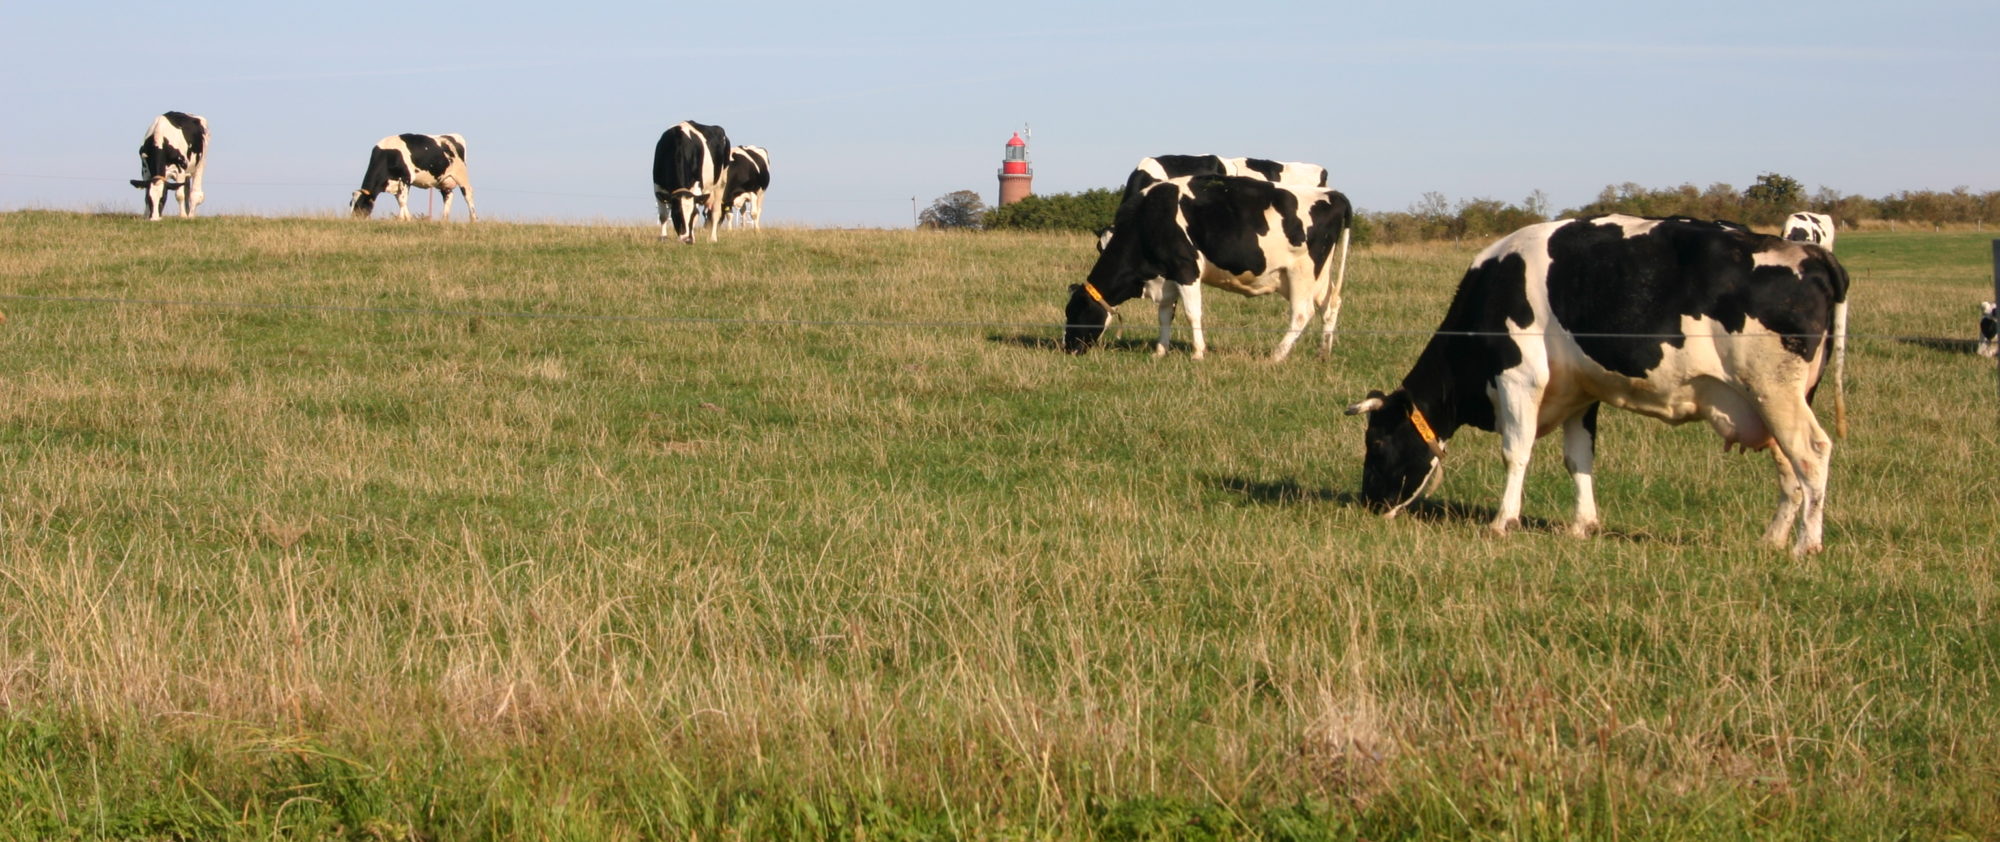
[{"xmin": 0, "ymin": 211, "xmax": 1995, "ymax": 839}]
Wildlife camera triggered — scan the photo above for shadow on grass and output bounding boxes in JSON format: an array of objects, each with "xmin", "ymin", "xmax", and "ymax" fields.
[
  {"xmin": 989, "ymin": 333, "xmax": 1160, "ymax": 354},
  {"xmin": 1211, "ymin": 474, "xmax": 1660, "ymax": 543},
  {"xmin": 1896, "ymin": 336, "xmax": 1983, "ymax": 355}
]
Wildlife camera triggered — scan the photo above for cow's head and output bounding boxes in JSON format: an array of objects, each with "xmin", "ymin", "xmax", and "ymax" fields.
[
  {"xmin": 1979, "ymin": 301, "xmax": 1999, "ymax": 359},
  {"xmin": 349, "ymin": 189, "xmax": 377, "ymax": 218},
  {"xmin": 1345, "ymin": 389, "xmax": 1445, "ymax": 516},
  {"xmin": 1062, "ymin": 283, "xmax": 1115, "ymax": 354}
]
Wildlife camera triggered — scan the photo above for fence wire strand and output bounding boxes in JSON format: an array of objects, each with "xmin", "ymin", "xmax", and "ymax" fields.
[{"xmin": 0, "ymin": 291, "xmax": 1934, "ymax": 344}]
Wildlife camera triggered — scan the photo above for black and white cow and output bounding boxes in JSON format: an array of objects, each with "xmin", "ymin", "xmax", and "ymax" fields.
[
  {"xmin": 349, "ymin": 133, "xmax": 476, "ymax": 221},
  {"xmin": 720, "ymin": 145, "xmax": 770, "ymax": 230},
  {"xmin": 1344, "ymin": 214, "xmax": 1850, "ymax": 555},
  {"xmin": 130, "ymin": 111, "xmax": 208, "ymax": 221},
  {"xmin": 652, "ymin": 121, "xmax": 732, "ymax": 243},
  {"xmin": 1064, "ymin": 175, "xmax": 1353, "ymax": 361},
  {"xmin": 1979, "ymin": 301, "xmax": 1998, "ymax": 359},
  {"xmin": 1103, "ymin": 155, "xmax": 1330, "ymax": 250},
  {"xmin": 1782, "ymin": 211, "xmax": 1836, "ymax": 250}
]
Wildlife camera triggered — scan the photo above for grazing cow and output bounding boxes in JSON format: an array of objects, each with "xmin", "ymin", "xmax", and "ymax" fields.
[
  {"xmin": 1782, "ymin": 211, "xmax": 1836, "ymax": 250},
  {"xmin": 1063, "ymin": 175, "xmax": 1354, "ymax": 361},
  {"xmin": 1979, "ymin": 301, "xmax": 1998, "ymax": 358},
  {"xmin": 130, "ymin": 111, "xmax": 208, "ymax": 221},
  {"xmin": 349, "ymin": 133, "xmax": 476, "ymax": 221},
  {"xmin": 719, "ymin": 145, "xmax": 770, "ymax": 230},
  {"xmin": 1344, "ymin": 215, "xmax": 1850, "ymax": 555},
  {"xmin": 1103, "ymin": 154, "xmax": 1329, "ymax": 250},
  {"xmin": 652, "ymin": 121, "xmax": 732, "ymax": 243}
]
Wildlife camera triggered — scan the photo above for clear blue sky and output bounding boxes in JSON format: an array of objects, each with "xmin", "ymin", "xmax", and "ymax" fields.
[{"xmin": 4, "ymin": 1, "xmax": 1996, "ymax": 228}]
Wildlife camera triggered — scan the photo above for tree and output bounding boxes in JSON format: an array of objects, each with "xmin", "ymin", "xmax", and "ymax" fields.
[
  {"xmin": 918, "ymin": 190, "xmax": 987, "ymax": 230},
  {"xmin": 1744, "ymin": 172, "xmax": 1805, "ymax": 225}
]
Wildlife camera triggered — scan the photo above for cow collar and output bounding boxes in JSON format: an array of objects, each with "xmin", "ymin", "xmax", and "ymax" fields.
[
  {"xmin": 1081, "ymin": 281, "xmax": 1114, "ymax": 312},
  {"xmin": 1408, "ymin": 405, "xmax": 1446, "ymax": 459},
  {"xmin": 1081, "ymin": 281, "xmax": 1122, "ymax": 322}
]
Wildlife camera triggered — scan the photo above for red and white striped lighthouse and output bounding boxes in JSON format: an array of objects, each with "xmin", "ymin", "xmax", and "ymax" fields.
[{"xmin": 997, "ymin": 129, "xmax": 1033, "ymax": 205}]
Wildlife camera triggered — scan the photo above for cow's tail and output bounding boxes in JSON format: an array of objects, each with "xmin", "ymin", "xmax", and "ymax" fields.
[{"xmin": 1322, "ymin": 207, "xmax": 1352, "ymax": 335}]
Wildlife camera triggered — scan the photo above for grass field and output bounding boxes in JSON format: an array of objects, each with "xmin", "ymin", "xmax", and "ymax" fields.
[{"xmin": 1, "ymin": 210, "xmax": 1996, "ymax": 840}]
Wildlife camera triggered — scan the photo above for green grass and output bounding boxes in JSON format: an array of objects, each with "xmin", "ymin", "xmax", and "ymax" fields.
[{"xmin": 1, "ymin": 211, "xmax": 1996, "ymax": 839}]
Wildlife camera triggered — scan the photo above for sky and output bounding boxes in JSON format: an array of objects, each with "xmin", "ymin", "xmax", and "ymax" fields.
[{"xmin": 4, "ymin": 1, "xmax": 1997, "ymax": 228}]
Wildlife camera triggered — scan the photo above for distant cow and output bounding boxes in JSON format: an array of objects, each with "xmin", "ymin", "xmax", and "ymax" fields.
[
  {"xmin": 349, "ymin": 134, "xmax": 476, "ymax": 221},
  {"xmin": 1345, "ymin": 215, "xmax": 1850, "ymax": 555},
  {"xmin": 720, "ymin": 145, "xmax": 770, "ymax": 230},
  {"xmin": 1064, "ymin": 175, "xmax": 1354, "ymax": 361},
  {"xmin": 1782, "ymin": 211, "xmax": 1836, "ymax": 250},
  {"xmin": 652, "ymin": 121, "xmax": 732, "ymax": 243},
  {"xmin": 1980, "ymin": 301, "xmax": 1998, "ymax": 358},
  {"xmin": 130, "ymin": 112, "xmax": 208, "ymax": 221},
  {"xmin": 1102, "ymin": 154, "xmax": 1329, "ymax": 250}
]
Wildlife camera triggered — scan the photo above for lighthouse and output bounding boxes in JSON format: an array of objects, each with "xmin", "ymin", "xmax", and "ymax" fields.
[{"xmin": 997, "ymin": 129, "xmax": 1033, "ymax": 205}]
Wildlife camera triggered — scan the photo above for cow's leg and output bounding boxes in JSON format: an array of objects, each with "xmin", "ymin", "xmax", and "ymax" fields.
[
  {"xmin": 391, "ymin": 183, "xmax": 412, "ymax": 221},
  {"xmin": 173, "ymin": 182, "xmax": 192, "ymax": 217},
  {"xmin": 459, "ymin": 183, "xmax": 477, "ymax": 223},
  {"xmin": 747, "ymin": 193, "xmax": 762, "ymax": 230},
  {"xmin": 1180, "ymin": 282, "xmax": 1209, "ymax": 360},
  {"xmin": 1759, "ymin": 395, "xmax": 1833, "ymax": 555},
  {"xmin": 656, "ymin": 190, "xmax": 676, "ymax": 239},
  {"xmin": 1272, "ymin": 263, "xmax": 1316, "ymax": 362},
  {"xmin": 1490, "ymin": 375, "xmax": 1546, "ymax": 535},
  {"xmin": 437, "ymin": 185, "xmax": 457, "ymax": 222},
  {"xmin": 1563, "ymin": 404, "xmax": 1601, "ymax": 538},
  {"xmin": 1761, "ymin": 445, "xmax": 1806, "ymax": 549},
  {"xmin": 1152, "ymin": 282, "xmax": 1182, "ymax": 357},
  {"xmin": 674, "ymin": 194, "xmax": 697, "ymax": 243},
  {"xmin": 704, "ymin": 192, "xmax": 724, "ymax": 242},
  {"xmin": 188, "ymin": 161, "xmax": 205, "ymax": 215}
]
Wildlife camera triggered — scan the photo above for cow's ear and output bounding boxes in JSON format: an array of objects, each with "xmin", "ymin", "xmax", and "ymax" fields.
[{"xmin": 1344, "ymin": 391, "xmax": 1387, "ymax": 416}]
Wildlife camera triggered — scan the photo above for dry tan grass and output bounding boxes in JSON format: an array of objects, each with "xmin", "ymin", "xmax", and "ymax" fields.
[{"xmin": 0, "ymin": 212, "xmax": 1996, "ymax": 836}]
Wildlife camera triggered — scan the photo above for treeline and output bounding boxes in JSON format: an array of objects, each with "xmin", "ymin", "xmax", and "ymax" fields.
[{"xmin": 953, "ymin": 173, "xmax": 2000, "ymax": 244}]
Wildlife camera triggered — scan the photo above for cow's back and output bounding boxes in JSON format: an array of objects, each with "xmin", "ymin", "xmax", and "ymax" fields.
[
  {"xmin": 653, "ymin": 121, "xmax": 731, "ymax": 193},
  {"xmin": 1444, "ymin": 216, "xmax": 1846, "ymax": 426},
  {"xmin": 1545, "ymin": 217, "xmax": 1843, "ymax": 378}
]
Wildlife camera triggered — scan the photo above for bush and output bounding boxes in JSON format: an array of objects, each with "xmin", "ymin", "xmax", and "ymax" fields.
[{"xmin": 983, "ymin": 188, "xmax": 1122, "ymax": 232}]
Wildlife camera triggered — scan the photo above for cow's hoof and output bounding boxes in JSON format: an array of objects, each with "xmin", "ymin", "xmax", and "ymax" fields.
[
  {"xmin": 1486, "ymin": 518, "xmax": 1518, "ymax": 537},
  {"xmin": 1568, "ymin": 519, "xmax": 1600, "ymax": 539}
]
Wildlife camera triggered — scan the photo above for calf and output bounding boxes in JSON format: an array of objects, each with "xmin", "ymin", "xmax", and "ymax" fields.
[
  {"xmin": 1064, "ymin": 175, "xmax": 1353, "ymax": 361},
  {"xmin": 130, "ymin": 112, "xmax": 208, "ymax": 221},
  {"xmin": 652, "ymin": 121, "xmax": 732, "ymax": 243},
  {"xmin": 1345, "ymin": 215, "xmax": 1850, "ymax": 555},
  {"xmin": 349, "ymin": 133, "xmax": 476, "ymax": 221},
  {"xmin": 1782, "ymin": 211, "xmax": 1836, "ymax": 250}
]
